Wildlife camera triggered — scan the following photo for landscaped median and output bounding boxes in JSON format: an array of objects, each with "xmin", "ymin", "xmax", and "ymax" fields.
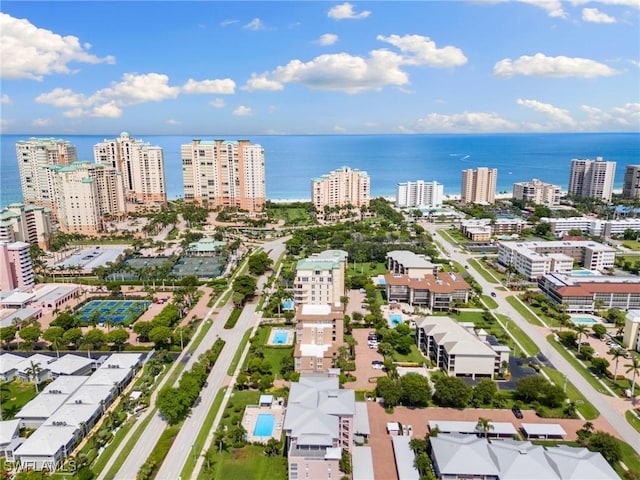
[
  {"xmin": 467, "ymin": 258, "xmax": 500, "ymax": 284},
  {"xmin": 506, "ymin": 296, "xmax": 546, "ymax": 327},
  {"xmin": 543, "ymin": 367, "xmax": 599, "ymax": 420}
]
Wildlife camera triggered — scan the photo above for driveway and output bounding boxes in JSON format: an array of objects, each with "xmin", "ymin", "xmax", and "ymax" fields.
[{"xmin": 343, "ymin": 328, "xmax": 386, "ymax": 390}]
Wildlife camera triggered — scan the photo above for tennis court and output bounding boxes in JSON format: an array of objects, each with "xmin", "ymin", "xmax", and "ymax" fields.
[{"xmin": 75, "ymin": 300, "xmax": 150, "ymax": 326}]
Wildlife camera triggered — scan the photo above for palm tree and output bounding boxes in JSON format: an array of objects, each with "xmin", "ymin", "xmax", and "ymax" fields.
[
  {"xmin": 609, "ymin": 349, "xmax": 626, "ymax": 382},
  {"xmin": 476, "ymin": 417, "xmax": 494, "ymax": 440},
  {"xmin": 24, "ymin": 361, "xmax": 43, "ymax": 393},
  {"xmin": 625, "ymin": 357, "xmax": 640, "ymax": 400},
  {"xmin": 573, "ymin": 324, "xmax": 589, "ymax": 353}
]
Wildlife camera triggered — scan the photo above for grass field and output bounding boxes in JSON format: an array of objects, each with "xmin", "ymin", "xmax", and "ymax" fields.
[
  {"xmin": 348, "ymin": 262, "xmax": 388, "ymax": 277},
  {"xmin": 391, "ymin": 344, "xmax": 428, "ymax": 364},
  {"xmin": 200, "ymin": 444, "xmax": 287, "ymax": 480},
  {"xmin": 626, "ymin": 409, "xmax": 640, "ymax": 433},
  {"xmin": 621, "ymin": 239, "xmax": 640, "ymax": 251},
  {"xmin": 467, "ymin": 258, "xmax": 500, "ymax": 284},
  {"xmin": 506, "ymin": 296, "xmax": 546, "ymax": 327},
  {"xmin": 543, "ymin": 367, "xmax": 599, "ymax": 420},
  {"xmin": 482, "ymin": 295, "xmax": 499, "ymax": 309},
  {"xmin": 266, "ymin": 205, "xmax": 314, "ymax": 226},
  {"xmin": 0, "ymin": 381, "xmax": 38, "ymax": 420}
]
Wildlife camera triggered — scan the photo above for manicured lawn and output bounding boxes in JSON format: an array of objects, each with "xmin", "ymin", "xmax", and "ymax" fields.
[
  {"xmin": 543, "ymin": 367, "xmax": 599, "ymax": 420},
  {"xmin": 497, "ymin": 314, "xmax": 540, "ymax": 357},
  {"xmin": 200, "ymin": 445, "xmax": 287, "ymax": 480},
  {"xmin": 227, "ymin": 329, "xmax": 253, "ymax": 375},
  {"xmin": 506, "ymin": 296, "xmax": 546, "ymax": 327},
  {"xmin": 266, "ymin": 205, "xmax": 314, "ymax": 225},
  {"xmin": 1, "ymin": 381, "xmax": 38, "ymax": 420},
  {"xmin": 250, "ymin": 326, "xmax": 294, "ymax": 380},
  {"xmin": 392, "ymin": 344, "xmax": 428, "ymax": 364},
  {"xmin": 621, "ymin": 239, "xmax": 640, "ymax": 251},
  {"xmin": 626, "ymin": 409, "xmax": 640, "ymax": 433},
  {"xmin": 468, "ymin": 258, "xmax": 500, "ymax": 284},
  {"xmin": 348, "ymin": 262, "xmax": 388, "ymax": 276},
  {"xmin": 221, "ymin": 390, "xmax": 261, "ymax": 428},
  {"xmin": 482, "ymin": 295, "xmax": 498, "ymax": 309},
  {"xmin": 546, "ymin": 334, "xmax": 614, "ymax": 397}
]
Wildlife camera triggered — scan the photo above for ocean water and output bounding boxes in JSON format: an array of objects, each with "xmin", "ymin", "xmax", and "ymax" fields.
[{"xmin": 1, "ymin": 133, "xmax": 639, "ymax": 208}]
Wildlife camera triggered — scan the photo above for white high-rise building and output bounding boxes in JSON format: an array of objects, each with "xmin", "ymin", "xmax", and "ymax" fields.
[
  {"xmin": 16, "ymin": 138, "xmax": 77, "ymax": 209},
  {"xmin": 49, "ymin": 163, "xmax": 126, "ymax": 235},
  {"xmin": 181, "ymin": 139, "xmax": 266, "ymax": 213},
  {"xmin": 461, "ymin": 167, "xmax": 497, "ymax": 205},
  {"xmin": 568, "ymin": 157, "xmax": 616, "ymax": 202},
  {"xmin": 311, "ymin": 166, "xmax": 370, "ymax": 210},
  {"xmin": 0, "ymin": 204, "xmax": 56, "ymax": 250},
  {"xmin": 396, "ymin": 180, "xmax": 444, "ymax": 208},
  {"xmin": 512, "ymin": 179, "xmax": 562, "ymax": 205},
  {"xmin": 94, "ymin": 132, "xmax": 167, "ymax": 208}
]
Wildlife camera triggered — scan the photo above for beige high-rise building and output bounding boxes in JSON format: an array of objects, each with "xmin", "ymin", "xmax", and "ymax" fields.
[
  {"xmin": 311, "ymin": 166, "xmax": 370, "ymax": 210},
  {"xmin": 568, "ymin": 157, "xmax": 616, "ymax": 202},
  {"xmin": 94, "ymin": 132, "xmax": 167, "ymax": 208},
  {"xmin": 294, "ymin": 250, "xmax": 348, "ymax": 306},
  {"xmin": 0, "ymin": 204, "xmax": 56, "ymax": 250},
  {"xmin": 623, "ymin": 165, "xmax": 640, "ymax": 199},
  {"xmin": 181, "ymin": 139, "xmax": 266, "ymax": 213},
  {"xmin": 16, "ymin": 138, "xmax": 77, "ymax": 209},
  {"xmin": 512, "ymin": 179, "xmax": 562, "ymax": 205},
  {"xmin": 460, "ymin": 167, "xmax": 497, "ymax": 204},
  {"xmin": 49, "ymin": 162, "xmax": 126, "ymax": 235}
]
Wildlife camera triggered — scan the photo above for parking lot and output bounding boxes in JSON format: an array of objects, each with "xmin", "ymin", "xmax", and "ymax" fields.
[{"xmin": 344, "ymin": 328, "xmax": 386, "ymax": 390}]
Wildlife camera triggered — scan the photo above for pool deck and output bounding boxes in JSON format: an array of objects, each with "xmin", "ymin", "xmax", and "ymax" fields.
[
  {"xmin": 242, "ymin": 404, "xmax": 285, "ymax": 443},
  {"xmin": 266, "ymin": 327, "xmax": 295, "ymax": 346}
]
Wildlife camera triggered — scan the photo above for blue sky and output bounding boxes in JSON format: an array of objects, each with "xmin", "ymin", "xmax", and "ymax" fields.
[{"xmin": 1, "ymin": 0, "xmax": 638, "ymax": 135}]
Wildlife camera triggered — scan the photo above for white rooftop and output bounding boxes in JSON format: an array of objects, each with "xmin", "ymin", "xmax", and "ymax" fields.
[
  {"xmin": 0, "ymin": 419, "xmax": 20, "ymax": 446},
  {"xmin": 14, "ymin": 425, "xmax": 77, "ymax": 456},
  {"xmin": 521, "ymin": 423, "xmax": 567, "ymax": 437},
  {"xmin": 353, "ymin": 446, "xmax": 375, "ymax": 480},
  {"xmin": 42, "ymin": 375, "xmax": 87, "ymax": 395},
  {"xmin": 47, "ymin": 354, "xmax": 93, "ymax": 375},
  {"xmin": 300, "ymin": 304, "xmax": 332, "ymax": 316},
  {"xmin": 391, "ymin": 435, "xmax": 420, "ymax": 480},
  {"xmin": 0, "ymin": 353, "xmax": 25, "ymax": 374},
  {"xmin": 428, "ymin": 420, "xmax": 518, "ymax": 436}
]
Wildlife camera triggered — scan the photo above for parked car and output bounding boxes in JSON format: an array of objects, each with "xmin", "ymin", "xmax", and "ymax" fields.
[
  {"xmin": 491, "ymin": 292, "xmax": 497, "ymax": 297},
  {"xmin": 512, "ymin": 406, "xmax": 523, "ymax": 419},
  {"xmin": 372, "ymin": 361, "xmax": 384, "ymax": 369}
]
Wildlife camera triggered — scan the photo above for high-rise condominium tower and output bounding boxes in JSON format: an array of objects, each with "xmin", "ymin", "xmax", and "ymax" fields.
[
  {"xmin": 623, "ymin": 165, "xmax": 640, "ymax": 199},
  {"xmin": 181, "ymin": 139, "xmax": 266, "ymax": 213},
  {"xmin": 568, "ymin": 157, "xmax": 616, "ymax": 202},
  {"xmin": 94, "ymin": 132, "xmax": 167, "ymax": 208},
  {"xmin": 311, "ymin": 166, "xmax": 370, "ymax": 210},
  {"xmin": 396, "ymin": 180, "xmax": 444, "ymax": 208},
  {"xmin": 16, "ymin": 138, "xmax": 77, "ymax": 209},
  {"xmin": 512, "ymin": 179, "xmax": 562, "ymax": 205},
  {"xmin": 460, "ymin": 167, "xmax": 497, "ymax": 204}
]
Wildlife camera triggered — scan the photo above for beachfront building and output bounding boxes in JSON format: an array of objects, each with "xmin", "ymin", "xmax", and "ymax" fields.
[
  {"xmin": 623, "ymin": 310, "xmax": 640, "ymax": 352},
  {"xmin": 430, "ymin": 434, "xmax": 619, "ymax": 480},
  {"xmin": 94, "ymin": 132, "xmax": 167, "ymax": 208},
  {"xmin": 294, "ymin": 250, "xmax": 348, "ymax": 306},
  {"xmin": 284, "ymin": 373, "xmax": 355, "ymax": 480},
  {"xmin": 415, "ymin": 316, "xmax": 509, "ymax": 379},
  {"xmin": 460, "ymin": 167, "xmax": 497, "ymax": 205},
  {"xmin": 385, "ymin": 271, "xmax": 470, "ymax": 311},
  {"xmin": 311, "ymin": 166, "xmax": 370, "ymax": 211},
  {"xmin": 540, "ymin": 216, "xmax": 640, "ymax": 239},
  {"xmin": 497, "ymin": 240, "xmax": 615, "ymax": 280},
  {"xmin": 396, "ymin": 180, "xmax": 444, "ymax": 209},
  {"xmin": 0, "ymin": 241, "xmax": 35, "ymax": 290},
  {"xmin": 568, "ymin": 157, "xmax": 616, "ymax": 202},
  {"xmin": 48, "ymin": 162, "xmax": 126, "ymax": 235},
  {"xmin": 512, "ymin": 179, "xmax": 562, "ymax": 206},
  {"xmin": 294, "ymin": 304, "xmax": 344, "ymax": 373},
  {"xmin": 181, "ymin": 139, "xmax": 266, "ymax": 213},
  {"xmin": 623, "ymin": 165, "xmax": 640, "ymax": 199},
  {"xmin": 0, "ymin": 204, "xmax": 57, "ymax": 250},
  {"xmin": 460, "ymin": 218, "xmax": 526, "ymax": 241},
  {"xmin": 16, "ymin": 138, "xmax": 77, "ymax": 210},
  {"xmin": 538, "ymin": 272, "xmax": 640, "ymax": 313},
  {"xmin": 386, "ymin": 250, "xmax": 438, "ymax": 277}
]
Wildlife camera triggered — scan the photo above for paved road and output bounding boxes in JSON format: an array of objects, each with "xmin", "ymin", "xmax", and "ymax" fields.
[
  {"xmin": 427, "ymin": 223, "xmax": 640, "ymax": 454},
  {"xmin": 154, "ymin": 237, "xmax": 289, "ymax": 480}
]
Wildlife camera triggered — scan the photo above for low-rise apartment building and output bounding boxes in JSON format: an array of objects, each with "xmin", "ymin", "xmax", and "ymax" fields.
[
  {"xmin": 497, "ymin": 240, "xmax": 615, "ymax": 280},
  {"xmin": 385, "ymin": 271, "xmax": 470, "ymax": 311},
  {"xmin": 415, "ymin": 316, "xmax": 509, "ymax": 379},
  {"xmin": 386, "ymin": 250, "xmax": 438, "ymax": 277},
  {"xmin": 541, "ymin": 216, "xmax": 640, "ymax": 239},
  {"xmin": 538, "ymin": 272, "xmax": 640, "ymax": 313},
  {"xmin": 460, "ymin": 218, "xmax": 526, "ymax": 241},
  {"xmin": 284, "ymin": 373, "xmax": 355, "ymax": 480},
  {"xmin": 623, "ymin": 310, "xmax": 640, "ymax": 352},
  {"xmin": 294, "ymin": 304, "xmax": 344, "ymax": 374}
]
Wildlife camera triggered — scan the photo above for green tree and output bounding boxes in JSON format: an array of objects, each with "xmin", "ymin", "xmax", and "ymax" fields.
[
  {"xmin": 62, "ymin": 327, "xmax": 84, "ymax": 348},
  {"xmin": 433, "ymin": 377, "xmax": 473, "ymax": 408},
  {"xmin": 51, "ymin": 311, "xmax": 82, "ymax": 330},
  {"xmin": 591, "ymin": 357, "xmax": 610, "ymax": 376},
  {"xmin": 157, "ymin": 387, "xmax": 189, "ymax": 425},
  {"xmin": 24, "ymin": 360, "xmax": 43, "ymax": 392},
  {"xmin": 232, "ymin": 275, "xmax": 257, "ymax": 304},
  {"xmin": 83, "ymin": 328, "xmax": 106, "ymax": 349},
  {"xmin": 149, "ymin": 326, "xmax": 173, "ymax": 348},
  {"xmin": 264, "ymin": 438, "xmax": 280, "ymax": 456},
  {"xmin": 473, "ymin": 379, "xmax": 498, "ymax": 406},
  {"xmin": 626, "ymin": 357, "xmax": 640, "ymax": 398},
  {"xmin": 591, "ymin": 323, "xmax": 607, "ymax": 339},
  {"xmin": 399, "ymin": 373, "xmax": 431, "ymax": 407},
  {"xmin": 587, "ymin": 431, "xmax": 622, "ymax": 464},
  {"xmin": 0, "ymin": 325, "xmax": 17, "ymax": 344},
  {"xmin": 376, "ymin": 376, "xmax": 401, "ymax": 407},
  {"xmin": 609, "ymin": 348, "xmax": 626, "ymax": 380},
  {"xmin": 43, "ymin": 326, "xmax": 65, "ymax": 357},
  {"xmin": 107, "ymin": 329, "xmax": 129, "ymax": 350},
  {"xmin": 19, "ymin": 324, "xmax": 42, "ymax": 349},
  {"xmin": 573, "ymin": 324, "xmax": 589, "ymax": 353},
  {"xmin": 476, "ymin": 417, "xmax": 494, "ymax": 439},
  {"xmin": 133, "ymin": 321, "xmax": 153, "ymax": 341},
  {"xmin": 247, "ymin": 251, "xmax": 273, "ymax": 276}
]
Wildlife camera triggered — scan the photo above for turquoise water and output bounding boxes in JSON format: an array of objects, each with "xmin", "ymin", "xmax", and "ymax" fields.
[
  {"xmin": 571, "ymin": 317, "xmax": 597, "ymax": 324},
  {"xmin": 253, "ymin": 414, "xmax": 275, "ymax": 437},
  {"xmin": 3, "ymin": 133, "xmax": 638, "ymax": 207},
  {"xmin": 572, "ymin": 270, "xmax": 596, "ymax": 276},
  {"xmin": 273, "ymin": 332, "xmax": 289, "ymax": 345},
  {"xmin": 389, "ymin": 314, "xmax": 402, "ymax": 326},
  {"xmin": 282, "ymin": 299, "xmax": 294, "ymax": 309}
]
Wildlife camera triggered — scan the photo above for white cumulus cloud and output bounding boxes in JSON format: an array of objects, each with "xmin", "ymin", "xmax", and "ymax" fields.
[
  {"xmin": 411, "ymin": 112, "xmax": 516, "ymax": 133},
  {"xmin": 35, "ymin": 88, "xmax": 86, "ymax": 108},
  {"xmin": 182, "ymin": 78, "xmax": 236, "ymax": 94},
  {"xmin": 1, "ymin": 94, "xmax": 10, "ymax": 104},
  {"xmin": 242, "ymin": 73, "xmax": 284, "ymax": 92},
  {"xmin": 32, "ymin": 118, "xmax": 52, "ymax": 127},
  {"xmin": 516, "ymin": 98, "xmax": 576, "ymax": 125},
  {"xmin": 243, "ymin": 18, "xmax": 265, "ymax": 30},
  {"xmin": 210, "ymin": 98, "xmax": 225, "ymax": 108},
  {"xmin": 89, "ymin": 102, "xmax": 122, "ymax": 118},
  {"xmin": 582, "ymin": 7, "xmax": 617, "ymax": 22},
  {"xmin": 316, "ymin": 33, "xmax": 339, "ymax": 46},
  {"xmin": 377, "ymin": 34, "xmax": 467, "ymax": 68},
  {"xmin": 517, "ymin": 0, "xmax": 566, "ymax": 17},
  {"xmin": 233, "ymin": 105, "xmax": 253, "ymax": 116},
  {"xmin": 494, "ymin": 53, "xmax": 617, "ymax": 77},
  {"xmin": 571, "ymin": 0, "xmax": 639, "ymax": 8},
  {"xmin": 0, "ymin": 12, "xmax": 115, "ymax": 80},
  {"xmin": 328, "ymin": 2, "xmax": 371, "ymax": 19}
]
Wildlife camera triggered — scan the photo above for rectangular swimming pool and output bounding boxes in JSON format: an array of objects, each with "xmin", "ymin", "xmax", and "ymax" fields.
[
  {"xmin": 389, "ymin": 314, "xmax": 402, "ymax": 326},
  {"xmin": 253, "ymin": 413, "xmax": 275, "ymax": 437},
  {"xmin": 571, "ymin": 317, "xmax": 597, "ymax": 324},
  {"xmin": 273, "ymin": 332, "xmax": 289, "ymax": 344}
]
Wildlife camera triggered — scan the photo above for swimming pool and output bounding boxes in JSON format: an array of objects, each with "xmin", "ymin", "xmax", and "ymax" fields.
[
  {"xmin": 282, "ymin": 299, "xmax": 294, "ymax": 310},
  {"xmin": 389, "ymin": 314, "xmax": 402, "ymax": 326},
  {"xmin": 572, "ymin": 270, "xmax": 598, "ymax": 276},
  {"xmin": 571, "ymin": 316, "xmax": 598, "ymax": 325},
  {"xmin": 253, "ymin": 414, "xmax": 275, "ymax": 437},
  {"xmin": 273, "ymin": 332, "xmax": 289, "ymax": 344}
]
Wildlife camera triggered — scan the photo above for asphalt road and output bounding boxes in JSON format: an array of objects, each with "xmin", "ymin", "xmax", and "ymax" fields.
[{"xmin": 427, "ymin": 222, "xmax": 640, "ymax": 454}]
